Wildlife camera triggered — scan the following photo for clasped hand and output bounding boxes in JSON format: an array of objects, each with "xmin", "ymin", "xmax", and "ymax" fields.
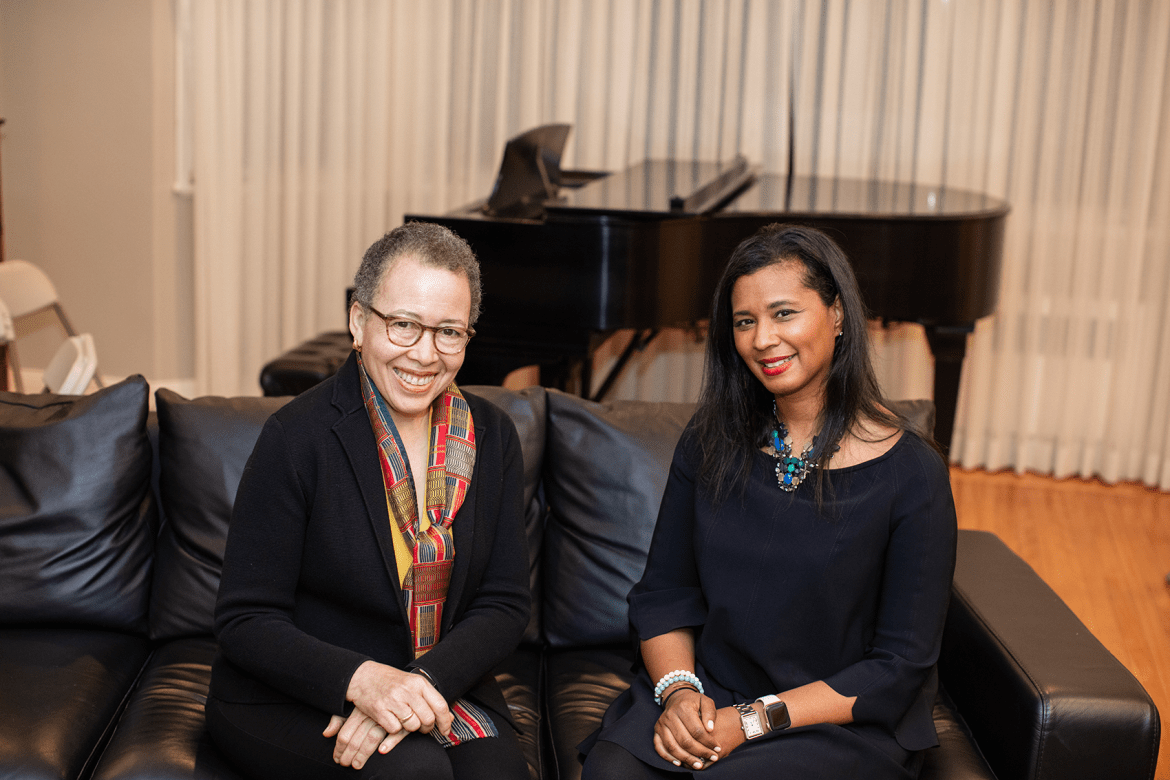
[
  {"xmin": 324, "ymin": 660, "xmax": 454, "ymax": 769},
  {"xmin": 653, "ymin": 688, "xmax": 747, "ymax": 770}
]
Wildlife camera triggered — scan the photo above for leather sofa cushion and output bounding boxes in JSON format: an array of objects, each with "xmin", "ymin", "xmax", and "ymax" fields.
[
  {"xmin": 150, "ymin": 389, "xmax": 290, "ymax": 640},
  {"xmin": 545, "ymin": 646, "xmax": 637, "ymax": 780},
  {"xmin": 89, "ymin": 637, "xmax": 245, "ymax": 780},
  {"xmin": 0, "ymin": 376, "xmax": 154, "ymax": 631},
  {"xmin": 542, "ymin": 390, "xmax": 696, "ymax": 647},
  {"xmin": 87, "ymin": 641, "xmax": 544, "ymax": 780},
  {"xmin": 921, "ymin": 690, "xmax": 997, "ymax": 780},
  {"xmin": 88, "ymin": 641, "xmax": 542, "ymax": 780},
  {"xmin": 0, "ymin": 627, "xmax": 151, "ymax": 780},
  {"xmin": 493, "ymin": 645, "xmax": 545, "ymax": 780},
  {"xmin": 464, "ymin": 385, "xmax": 548, "ymax": 644}
]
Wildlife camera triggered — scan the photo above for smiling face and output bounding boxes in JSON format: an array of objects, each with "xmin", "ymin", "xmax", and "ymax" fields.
[
  {"xmin": 730, "ymin": 259, "xmax": 843, "ymax": 407},
  {"xmin": 349, "ymin": 254, "xmax": 472, "ymax": 428}
]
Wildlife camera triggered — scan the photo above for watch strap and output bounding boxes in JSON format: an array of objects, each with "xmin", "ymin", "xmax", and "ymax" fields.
[{"xmin": 759, "ymin": 696, "xmax": 791, "ymax": 732}]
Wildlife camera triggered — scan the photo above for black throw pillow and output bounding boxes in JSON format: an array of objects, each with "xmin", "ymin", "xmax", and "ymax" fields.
[
  {"xmin": 0, "ymin": 376, "xmax": 154, "ymax": 632},
  {"xmin": 148, "ymin": 389, "xmax": 290, "ymax": 640}
]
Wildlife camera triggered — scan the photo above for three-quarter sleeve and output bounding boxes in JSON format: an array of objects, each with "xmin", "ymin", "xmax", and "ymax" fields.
[
  {"xmin": 821, "ymin": 439, "xmax": 958, "ymax": 750},
  {"xmin": 627, "ymin": 431, "xmax": 709, "ymax": 640}
]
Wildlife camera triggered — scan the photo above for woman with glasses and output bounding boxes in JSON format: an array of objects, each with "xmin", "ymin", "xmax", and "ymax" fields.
[{"xmin": 207, "ymin": 222, "xmax": 532, "ymax": 780}]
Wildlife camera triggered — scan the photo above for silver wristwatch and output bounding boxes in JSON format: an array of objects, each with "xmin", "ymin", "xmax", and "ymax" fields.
[{"xmin": 734, "ymin": 702, "xmax": 765, "ymax": 740}]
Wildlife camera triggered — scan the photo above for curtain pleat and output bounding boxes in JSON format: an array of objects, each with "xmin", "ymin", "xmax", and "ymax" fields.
[{"xmin": 182, "ymin": 0, "xmax": 1170, "ymax": 489}]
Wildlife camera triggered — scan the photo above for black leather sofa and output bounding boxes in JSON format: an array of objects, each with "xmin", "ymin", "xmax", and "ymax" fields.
[{"xmin": 0, "ymin": 376, "xmax": 1159, "ymax": 780}]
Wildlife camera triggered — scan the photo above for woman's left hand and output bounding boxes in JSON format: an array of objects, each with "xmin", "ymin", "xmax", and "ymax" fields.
[
  {"xmin": 655, "ymin": 704, "xmax": 750, "ymax": 771},
  {"xmin": 708, "ymin": 706, "xmax": 749, "ymax": 759},
  {"xmin": 324, "ymin": 708, "xmax": 408, "ymax": 769}
]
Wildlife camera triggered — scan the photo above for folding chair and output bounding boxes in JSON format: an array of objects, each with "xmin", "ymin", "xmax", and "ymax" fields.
[
  {"xmin": 0, "ymin": 259, "xmax": 103, "ymax": 392},
  {"xmin": 42, "ymin": 333, "xmax": 97, "ymax": 395}
]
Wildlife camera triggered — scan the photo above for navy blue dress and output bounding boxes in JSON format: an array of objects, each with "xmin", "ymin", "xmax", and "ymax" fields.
[{"xmin": 587, "ymin": 428, "xmax": 957, "ymax": 778}]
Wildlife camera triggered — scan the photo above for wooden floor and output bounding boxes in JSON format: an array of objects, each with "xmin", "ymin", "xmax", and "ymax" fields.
[{"xmin": 950, "ymin": 467, "xmax": 1170, "ymax": 779}]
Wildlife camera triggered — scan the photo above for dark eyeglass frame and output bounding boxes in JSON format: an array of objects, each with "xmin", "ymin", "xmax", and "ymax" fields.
[{"xmin": 365, "ymin": 304, "xmax": 475, "ymax": 355}]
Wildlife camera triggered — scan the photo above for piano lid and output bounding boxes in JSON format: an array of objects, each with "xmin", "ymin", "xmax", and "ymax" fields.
[
  {"xmin": 549, "ymin": 158, "xmax": 1007, "ymax": 221},
  {"xmin": 549, "ymin": 158, "xmax": 757, "ymax": 218},
  {"xmin": 726, "ymin": 173, "xmax": 1009, "ymax": 221}
]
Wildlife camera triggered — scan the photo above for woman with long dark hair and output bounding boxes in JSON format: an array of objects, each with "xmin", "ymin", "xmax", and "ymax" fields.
[{"xmin": 581, "ymin": 224, "xmax": 957, "ymax": 779}]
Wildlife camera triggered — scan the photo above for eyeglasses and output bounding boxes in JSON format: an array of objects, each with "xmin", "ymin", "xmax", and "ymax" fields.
[{"xmin": 365, "ymin": 305, "xmax": 475, "ymax": 355}]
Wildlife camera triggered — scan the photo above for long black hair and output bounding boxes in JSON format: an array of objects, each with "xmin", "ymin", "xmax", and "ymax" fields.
[{"xmin": 692, "ymin": 223, "xmax": 902, "ymax": 504}]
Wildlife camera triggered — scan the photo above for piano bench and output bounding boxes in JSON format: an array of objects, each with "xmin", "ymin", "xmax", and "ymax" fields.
[{"xmin": 259, "ymin": 331, "xmax": 353, "ymax": 397}]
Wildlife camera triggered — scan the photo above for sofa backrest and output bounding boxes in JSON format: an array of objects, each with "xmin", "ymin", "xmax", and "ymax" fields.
[
  {"xmin": 0, "ymin": 376, "xmax": 155, "ymax": 633},
  {"xmin": 541, "ymin": 390, "xmax": 696, "ymax": 648},
  {"xmin": 462, "ymin": 386, "xmax": 548, "ymax": 644},
  {"xmin": 149, "ymin": 389, "xmax": 291, "ymax": 640},
  {"xmin": 15, "ymin": 374, "xmax": 929, "ymax": 650}
]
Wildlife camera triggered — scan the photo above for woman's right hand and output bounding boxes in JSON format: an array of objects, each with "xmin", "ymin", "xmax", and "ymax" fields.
[
  {"xmin": 324, "ymin": 708, "xmax": 407, "ymax": 769},
  {"xmin": 652, "ymin": 687, "xmax": 722, "ymax": 770},
  {"xmin": 346, "ymin": 660, "xmax": 454, "ymax": 738}
]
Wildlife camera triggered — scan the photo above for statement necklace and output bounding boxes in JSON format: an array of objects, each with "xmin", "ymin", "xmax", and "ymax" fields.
[
  {"xmin": 770, "ymin": 402, "xmax": 834, "ymax": 492},
  {"xmin": 770, "ymin": 423, "xmax": 817, "ymax": 491}
]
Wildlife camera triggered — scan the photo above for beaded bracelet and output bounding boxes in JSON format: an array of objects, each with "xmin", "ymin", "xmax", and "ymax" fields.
[
  {"xmin": 661, "ymin": 684, "xmax": 699, "ymax": 708},
  {"xmin": 653, "ymin": 669, "xmax": 704, "ymax": 705}
]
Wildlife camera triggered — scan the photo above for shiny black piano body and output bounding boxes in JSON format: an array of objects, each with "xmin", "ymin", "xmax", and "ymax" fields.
[{"xmin": 407, "ymin": 158, "xmax": 1007, "ymax": 450}]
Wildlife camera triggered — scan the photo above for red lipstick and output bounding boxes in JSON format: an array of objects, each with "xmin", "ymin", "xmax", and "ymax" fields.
[{"xmin": 761, "ymin": 356, "xmax": 793, "ymax": 377}]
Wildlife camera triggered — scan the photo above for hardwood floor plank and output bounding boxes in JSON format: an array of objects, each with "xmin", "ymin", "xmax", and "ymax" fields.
[{"xmin": 950, "ymin": 467, "xmax": 1170, "ymax": 779}]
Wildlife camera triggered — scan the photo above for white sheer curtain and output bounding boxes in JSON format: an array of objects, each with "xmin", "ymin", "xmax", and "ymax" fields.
[
  {"xmin": 179, "ymin": 0, "xmax": 1170, "ymax": 489},
  {"xmin": 951, "ymin": 1, "xmax": 1170, "ymax": 489}
]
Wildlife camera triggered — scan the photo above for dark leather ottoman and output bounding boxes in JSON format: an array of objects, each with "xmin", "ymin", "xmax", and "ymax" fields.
[{"xmin": 259, "ymin": 331, "xmax": 352, "ymax": 396}]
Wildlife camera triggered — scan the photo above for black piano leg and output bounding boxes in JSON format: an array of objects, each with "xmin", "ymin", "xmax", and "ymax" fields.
[
  {"xmin": 574, "ymin": 330, "xmax": 618, "ymax": 400},
  {"xmin": 923, "ymin": 325, "xmax": 973, "ymax": 455},
  {"xmin": 591, "ymin": 329, "xmax": 659, "ymax": 402}
]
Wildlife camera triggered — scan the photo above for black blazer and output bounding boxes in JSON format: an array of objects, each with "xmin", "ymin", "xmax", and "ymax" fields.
[{"xmin": 210, "ymin": 352, "xmax": 531, "ymax": 728}]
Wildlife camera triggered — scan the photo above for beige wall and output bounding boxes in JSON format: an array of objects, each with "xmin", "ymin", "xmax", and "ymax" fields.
[{"xmin": 0, "ymin": 0, "xmax": 192, "ymax": 384}]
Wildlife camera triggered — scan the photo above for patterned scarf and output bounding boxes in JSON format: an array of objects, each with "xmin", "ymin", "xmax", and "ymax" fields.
[{"xmin": 358, "ymin": 356, "xmax": 497, "ymax": 745}]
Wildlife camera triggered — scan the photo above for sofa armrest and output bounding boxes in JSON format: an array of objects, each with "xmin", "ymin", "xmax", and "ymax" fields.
[{"xmin": 940, "ymin": 530, "xmax": 1160, "ymax": 780}]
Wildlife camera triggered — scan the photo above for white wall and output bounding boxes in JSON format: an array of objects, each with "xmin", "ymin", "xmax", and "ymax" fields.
[{"xmin": 0, "ymin": 0, "xmax": 191, "ymax": 386}]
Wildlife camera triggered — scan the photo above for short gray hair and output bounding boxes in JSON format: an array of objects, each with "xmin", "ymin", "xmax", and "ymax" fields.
[{"xmin": 352, "ymin": 222, "xmax": 482, "ymax": 325}]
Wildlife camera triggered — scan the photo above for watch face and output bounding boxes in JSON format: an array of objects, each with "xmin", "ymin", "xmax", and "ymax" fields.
[
  {"xmin": 765, "ymin": 700, "xmax": 791, "ymax": 731},
  {"xmin": 740, "ymin": 710, "xmax": 764, "ymax": 739}
]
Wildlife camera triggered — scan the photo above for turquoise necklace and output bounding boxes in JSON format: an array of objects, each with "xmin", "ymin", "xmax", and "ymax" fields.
[{"xmin": 770, "ymin": 401, "xmax": 831, "ymax": 492}]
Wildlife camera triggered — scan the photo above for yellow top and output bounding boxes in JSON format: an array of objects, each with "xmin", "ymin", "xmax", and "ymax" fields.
[
  {"xmin": 387, "ymin": 406, "xmax": 432, "ymax": 587},
  {"xmin": 388, "ymin": 494, "xmax": 430, "ymax": 587}
]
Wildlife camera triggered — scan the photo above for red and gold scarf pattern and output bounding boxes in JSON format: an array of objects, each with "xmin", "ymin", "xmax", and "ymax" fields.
[{"xmin": 358, "ymin": 356, "xmax": 496, "ymax": 745}]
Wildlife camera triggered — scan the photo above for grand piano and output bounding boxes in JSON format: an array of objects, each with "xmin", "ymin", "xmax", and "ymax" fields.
[{"xmin": 407, "ymin": 125, "xmax": 1008, "ymax": 451}]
